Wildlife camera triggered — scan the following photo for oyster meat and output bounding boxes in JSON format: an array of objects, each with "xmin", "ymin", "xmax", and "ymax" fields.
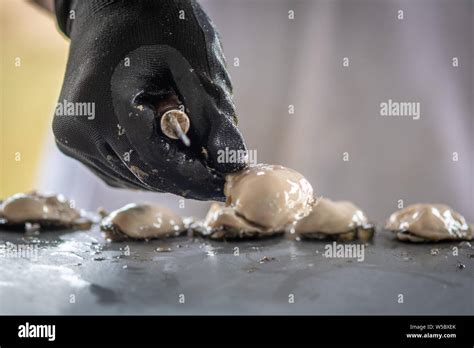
[
  {"xmin": 101, "ymin": 203, "xmax": 185, "ymax": 241},
  {"xmin": 385, "ymin": 204, "xmax": 472, "ymax": 242},
  {"xmin": 0, "ymin": 191, "xmax": 92, "ymax": 231},
  {"xmin": 295, "ymin": 198, "xmax": 375, "ymax": 241},
  {"xmin": 201, "ymin": 164, "xmax": 314, "ymax": 239}
]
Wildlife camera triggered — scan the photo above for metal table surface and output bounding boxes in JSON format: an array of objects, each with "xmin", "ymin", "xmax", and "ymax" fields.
[{"xmin": 0, "ymin": 226, "xmax": 472, "ymax": 315}]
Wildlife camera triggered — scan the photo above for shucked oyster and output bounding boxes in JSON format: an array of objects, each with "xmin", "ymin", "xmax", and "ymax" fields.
[
  {"xmin": 0, "ymin": 191, "xmax": 92, "ymax": 231},
  {"xmin": 385, "ymin": 204, "xmax": 472, "ymax": 242},
  {"xmin": 201, "ymin": 164, "xmax": 314, "ymax": 239},
  {"xmin": 295, "ymin": 198, "xmax": 375, "ymax": 242},
  {"xmin": 100, "ymin": 203, "xmax": 185, "ymax": 241},
  {"xmin": 201, "ymin": 203, "xmax": 281, "ymax": 239}
]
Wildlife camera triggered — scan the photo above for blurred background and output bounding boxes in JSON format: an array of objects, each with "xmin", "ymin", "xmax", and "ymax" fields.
[
  {"xmin": 0, "ymin": 0, "xmax": 68, "ymax": 199},
  {"xmin": 0, "ymin": 0, "xmax": 472, "ymax": 224}
]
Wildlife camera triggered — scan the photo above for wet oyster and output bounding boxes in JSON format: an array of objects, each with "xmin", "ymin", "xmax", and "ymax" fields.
[
  {"xmin": 100, "ymin": 203, "xmax": 185, "ymax": 241},
  {"xmin": 0, "ymin": 191, "xmax": 92, "ymax": 231},
  {"xmin": 201, "ymin": 164, "xmax": 314, "ymax": 239},
  {"xmin": 385, "ymin": 204, "xmax": 472, "ymax": 242},
  {"xmin": 200, "ymin": 203, "xmax": 283, "ymax": 239},
  {"xmin": 295, "ymin": 198, "xmax": 375, "ymax": 241}
]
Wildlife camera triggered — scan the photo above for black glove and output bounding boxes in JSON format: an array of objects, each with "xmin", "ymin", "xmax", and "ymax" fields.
[{"xmin": 53, "ymin": 0, "xmax": 248, "ymax": 201}]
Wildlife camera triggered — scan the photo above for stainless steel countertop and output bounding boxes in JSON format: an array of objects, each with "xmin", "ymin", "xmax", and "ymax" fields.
[{"xmin": 0, "ymin": 226, "xmax": 472, "ymax": 315}]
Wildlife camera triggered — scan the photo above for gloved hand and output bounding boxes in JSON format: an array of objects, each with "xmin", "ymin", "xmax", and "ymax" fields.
[{"xmin": 53, "ymin": 0, "xmax": 248, "ymax": 201}]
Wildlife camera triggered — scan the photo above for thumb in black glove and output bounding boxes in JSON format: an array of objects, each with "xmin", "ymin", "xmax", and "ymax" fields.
[{"xmin": 53, "ymin": 0, "xmax": 248, "ymax": 201}]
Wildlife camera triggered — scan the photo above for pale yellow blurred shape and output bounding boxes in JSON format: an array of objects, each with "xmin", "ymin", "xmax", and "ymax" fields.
[{"xmin": 1, "ymin": 0, "xmax": 68, "ymax": 198}]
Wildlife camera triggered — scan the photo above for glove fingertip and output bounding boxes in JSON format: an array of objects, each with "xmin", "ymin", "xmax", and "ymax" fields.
[{"xmin": 206, "ymin": 117, "xmax": 249, "ymax": 174}]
